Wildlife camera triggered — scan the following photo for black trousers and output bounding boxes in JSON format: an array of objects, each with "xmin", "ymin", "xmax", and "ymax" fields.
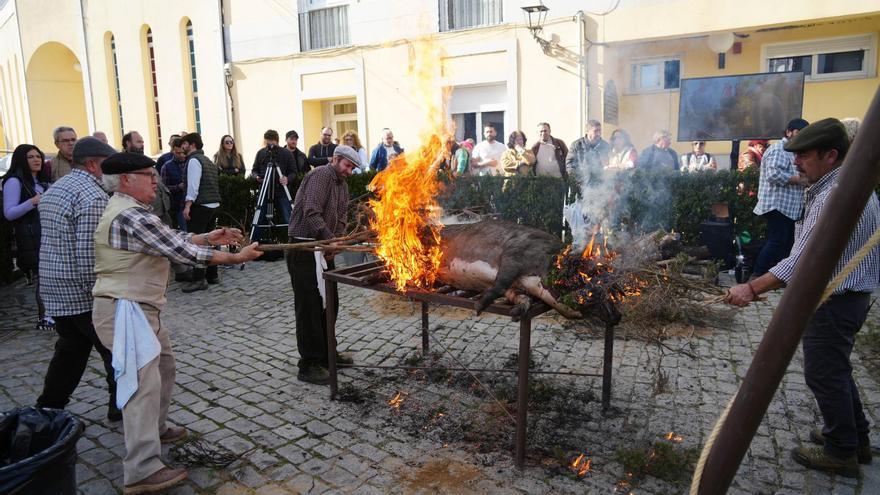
[
  {"xmin": 286, "ymin": 245, "xmax": 338, "ymax": 371},
  {"xmin": 36, "ymin": 311, "xmax": 118, "ymax": 412},
  {"xmin": 802, "ymin": 292, "xmax": 872, "ymax": 458},
  {"xmin": 753, "ymin": 210, "xmax": 796, "ymax": 276},
  {"xmin": 188, "ymin": 204, "xmax": 219, "ymax": 282}
]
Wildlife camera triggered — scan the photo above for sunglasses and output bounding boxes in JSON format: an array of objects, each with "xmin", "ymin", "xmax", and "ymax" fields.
[{"xmin": 223, "ymin": 140, "xmax": 234, "ymax": 144}]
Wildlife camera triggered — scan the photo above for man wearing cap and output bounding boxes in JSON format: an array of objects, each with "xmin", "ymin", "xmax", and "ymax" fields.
[
  {"xmin": 725, "ymin": 118, "xmax": 879, "ymax": 477},
  {"xmin": 90, "ymin": 152, "xmax": 263, "ymax": 493},
  {"xmin": 286, "ymin": 145, "xmax": 359, "ymax": 385},
  {"xmin": 36, "ymin": 137, "xmax": 120, "ymax": 420},
  {"xmin": 752, "ymin": 118, "xmax": 811, "ymax": 276}
]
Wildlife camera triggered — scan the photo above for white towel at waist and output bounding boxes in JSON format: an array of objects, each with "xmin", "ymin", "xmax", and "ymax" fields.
[
  {"xmin": 112, "ymin": 299, "xmax": 161, "ymax": 410},
  {"xmin": 315, "ymin": 251, "xmax": 328, "ymax": 309}
]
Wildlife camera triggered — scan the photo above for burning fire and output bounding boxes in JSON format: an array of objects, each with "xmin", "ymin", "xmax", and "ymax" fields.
[
  {"xmin": 664, "ymin": 431, "xmax": 683, "ymax": 443},
  {"xmin": 569, "ymin": 453, "xmax": 592, "ymax": 477},
  {"xmin": 388, "ymin": 392, "xmax": 405, "ymax": 410},
  {"xmin": 368, "ymin": 37, "xmax": 451, "ymax": 291}
]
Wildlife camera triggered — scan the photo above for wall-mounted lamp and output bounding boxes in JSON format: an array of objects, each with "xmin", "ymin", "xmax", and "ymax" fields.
[
  {"xmin": 521, "ymin": 2, "xmax": 549, "ymax": 39},
  {"xmin": 707, "ymin": 32, "xmax": 735, "ymax": 69}
]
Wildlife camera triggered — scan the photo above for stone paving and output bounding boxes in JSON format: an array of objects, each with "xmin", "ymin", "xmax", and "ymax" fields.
[{"xmin": 2, "ymin": 259, "xmax": 880, "ymax": 494}]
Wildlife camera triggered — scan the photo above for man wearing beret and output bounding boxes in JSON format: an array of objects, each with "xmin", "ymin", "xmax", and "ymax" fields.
[
  {"xmin": 90, "ymin": 152, "xmax": 263, "ymax": 493},
  {"xmin": 725, "ymin": 118, "xmax": 879, "ymax": 477},
  {"xmin": 36, "ymin": 137, "xmax": 121, "ymax": 421},
  {"xmin": 286, "ymin": 145, "xmax": 359, "ymax": 385},
  {"xmin": 752, "ymin": 118, "xmax": 810, "ymax": 277}
]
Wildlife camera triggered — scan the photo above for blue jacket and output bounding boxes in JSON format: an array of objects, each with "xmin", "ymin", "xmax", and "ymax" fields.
[{"xmin": 369, "ymin": 142, "xmax": 404, "ymax": 171}]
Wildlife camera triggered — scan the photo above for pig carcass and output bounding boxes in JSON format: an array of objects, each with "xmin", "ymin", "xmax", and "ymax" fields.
[{"xmin": 437, "ymin": 219, "xmax": 582, "ymax": 320}]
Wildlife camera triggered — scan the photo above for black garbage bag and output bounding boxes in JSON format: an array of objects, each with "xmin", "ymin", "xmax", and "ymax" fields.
[{"xmin": 0, "ymin": 407, "xmax": 85, "ymax": 495}]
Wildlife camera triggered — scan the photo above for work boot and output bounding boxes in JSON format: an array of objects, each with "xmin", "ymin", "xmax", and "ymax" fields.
[
  {"xmin": 160, "ymin": 426, "xmax": 188, "ymax": 444},
  {"xmin": 297, "ymin": 366, "xmax": 330, "ymax": 385},
  {"xmin": 206, "ymin": 273, "xmax": 220, "ymax": 285},
  {"xmin": 123, "ymin": 467, "xmax": 188, "ymax": 494},
  {"xmin": 809, "ymin": 427, "xmax": 872, "ymax": 464},
  {"xmin": 791, "ymin": 445, "xmax": 860, "ymax": 478},
  {"xmin": 336, "ymin": 352, "xmax": 355, "ymax": 367},
  {"xmin": 181, "ymin": 280, "xmax": 208, "ymax": 293}
]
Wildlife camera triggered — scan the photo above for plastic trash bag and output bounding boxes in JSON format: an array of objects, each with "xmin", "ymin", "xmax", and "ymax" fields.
[{"xmin": 0, "ymin": 407, "xmax": 84, "ymax": 495}]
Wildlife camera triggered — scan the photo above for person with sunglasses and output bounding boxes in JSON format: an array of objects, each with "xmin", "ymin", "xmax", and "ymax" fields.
[
  {"xmin": 213, "ymin": 135, "xmax": 245, "ymax": 176},
  {"xmin": 681, "ymin": 140, "xmax": 717, "ymax": 172}
]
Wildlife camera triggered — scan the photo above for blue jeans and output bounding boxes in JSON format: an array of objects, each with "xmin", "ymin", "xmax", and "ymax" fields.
[
  {"xmin": 802, "ymin": 292, "xmax": 871, "ymax": 458},
  {"xmin": 753, "ymin": 209, "xmax": 796, "ymax": 276}
]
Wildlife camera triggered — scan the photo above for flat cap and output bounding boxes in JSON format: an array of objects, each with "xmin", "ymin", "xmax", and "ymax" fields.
[
  {"xmin": 333, "ymin": 144, "xmax": 362, "ymax": 169},
  {"xmin": 783, "ymin": 118, "xmax": 849, "ymax": 156},
  {"xmin": 101, "ymin": 152, "xmax": 157, "ymax": 175},
  {"xmin": 73, "ymin": 137, "xmax": 117, "ymax": 163}
]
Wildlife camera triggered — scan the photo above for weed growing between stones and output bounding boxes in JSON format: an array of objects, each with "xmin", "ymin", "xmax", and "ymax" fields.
[{"xmin": 614, "ymin": 439, "xmax": 698, "ymax": 491}]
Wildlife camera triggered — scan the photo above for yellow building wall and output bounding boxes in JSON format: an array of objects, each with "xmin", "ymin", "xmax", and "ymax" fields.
[
  {"xmin": 612, "ymin": 14, "xmax": 880, "ymax": 162},
  {"xmin": 232, "ymin": 58, "xmax": 298, "ymax": 163},
  {"xmin": 25, "ymin": 42, "xmax": 89, "ymax": 152}
]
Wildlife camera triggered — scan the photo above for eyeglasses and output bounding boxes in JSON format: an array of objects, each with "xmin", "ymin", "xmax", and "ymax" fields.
[
  {"xmin": 56, "ymin": 138, "xmax": 76, "ymax": 144},
  {"xmin": 322, "ymin": 134, "xmax": 332, "ymax": 137},
  {"xmin": 128, "ymin": 171, "xmax": 158, "ymax": 181}
]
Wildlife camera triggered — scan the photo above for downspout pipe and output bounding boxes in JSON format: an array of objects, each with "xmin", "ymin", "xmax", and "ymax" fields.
[
  {"xmin": 78, "ymin": 0, "xmax": 96, "ymax": 132},
  {"xmin": 575, "ymin": 10, "xmax": 588, "ymax": 134}
]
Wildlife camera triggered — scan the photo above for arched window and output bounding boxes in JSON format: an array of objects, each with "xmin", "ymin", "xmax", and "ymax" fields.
[
  {"xmin": 108, "ymin": 34, "xmax": 125, "ymax": 140},
  {"xmin": 144, "ymin": 27, "xmax": 163, "ymax": 151},
  {"xmin": 184, "ymin": 20, "xmax": 201, "ymax": 134}
]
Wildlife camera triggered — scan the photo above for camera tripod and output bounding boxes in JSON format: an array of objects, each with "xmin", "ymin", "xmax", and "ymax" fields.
[{"xmin": 249, "ymin": 152, "xmax": 293, "ymax": 243}]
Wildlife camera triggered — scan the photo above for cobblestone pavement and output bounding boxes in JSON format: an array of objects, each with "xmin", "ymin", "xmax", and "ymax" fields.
[{"xmin": 2, "ymin": 259, "xmax": 880, "ymax": 494}]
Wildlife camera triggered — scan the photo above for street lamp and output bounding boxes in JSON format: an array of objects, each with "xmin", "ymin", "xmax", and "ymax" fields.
[{"xmin": 521, "ymin": 2, "xmax": 549, "ymax": 38}]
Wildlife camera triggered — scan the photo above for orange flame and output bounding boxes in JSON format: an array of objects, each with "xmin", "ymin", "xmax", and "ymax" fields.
[
  {"xmin": 664, "ymin": 431, "xmax": 683, "ymax": 443},
  {"xmin": 569, "ymin": 453, "xmax": 592, "ymax": 477},
  {"xmin": 388, "ymin": 392, "xmax": 405, "ymax": 409},
  {"xmin": 368, "ymin": 38, "xmax": 450, "ymax": 291}
]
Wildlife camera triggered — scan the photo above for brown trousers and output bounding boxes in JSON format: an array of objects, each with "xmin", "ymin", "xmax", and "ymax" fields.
[{"xmin": 92, "ymin": 297, "xmax": 176, "ymax": 485}]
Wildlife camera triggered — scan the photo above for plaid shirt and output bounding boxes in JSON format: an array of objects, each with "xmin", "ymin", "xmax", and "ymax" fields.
[
  {"xmin": 753, "ymin": 138, "xmax": 804, "ymax": 220},
  {"xmin": 288, "ymin": 165, "xmax": 348, "ymax": 240},
  {"xmin": 107, "ymin": 193, "xmax": 215, "ymax": 265},
  {"xmin": 38, "ymin": 169, "xmax": 109, "ymax": 316},
  {"xmin": 770, "ymin": 167, "xmax": 880, "ymax": 294}
]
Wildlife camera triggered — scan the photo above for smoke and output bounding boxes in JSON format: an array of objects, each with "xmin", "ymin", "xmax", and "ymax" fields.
[{"xmin": 564, "ymin": 148, "xmax": 673, "ymax": 251}]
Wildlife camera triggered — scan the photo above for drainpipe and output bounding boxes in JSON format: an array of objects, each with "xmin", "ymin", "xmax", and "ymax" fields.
[
  {"xmin": 78, "ymin": 0, "xmax": 96, "ymax": 132},
  {"xmin": 218, "ymin": 0, "xmax": 235, "ymax": 137},
  {"xmin": 575, "ymin": 10, "xmax": 589, "ymax": 134}
]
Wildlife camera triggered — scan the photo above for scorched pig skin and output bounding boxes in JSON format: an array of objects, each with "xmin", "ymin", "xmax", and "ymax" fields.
[{"xmin": 437, "ymin": 220, "xmax": 582, "ymax": 319}]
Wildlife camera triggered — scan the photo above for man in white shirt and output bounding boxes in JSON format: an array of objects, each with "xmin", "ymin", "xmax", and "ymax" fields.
[
  {"xmin": 180, "ymin": 133, "xmax": 221, "ymax": 292},
  {"xmin": 471, "ymin": 124, "xmax": 507, "ymax": 176},
  {"xmin": 531, "ymin": 122, "xmax": 569, "ymax": 178}
]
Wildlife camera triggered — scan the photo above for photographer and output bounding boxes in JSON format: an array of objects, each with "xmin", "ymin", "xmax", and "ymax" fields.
[{"xmin": 251, "ymin": 129, "xmax": 296, "ymax": 185}]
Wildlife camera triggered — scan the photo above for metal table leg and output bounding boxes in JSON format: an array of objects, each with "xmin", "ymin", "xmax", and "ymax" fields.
[
  {"xmin": 421, "ymin": 301, "xmax": 429, "ymax": 354},
  {"xmin": 326, "ymin": 279, "xmax": 338, "ymax": 400},
  {"xmin": 515, "ymin": 315, "xmax": 532, "ymax": 469},
  {"xmin": 602, "ymin": 322, "xmax": 614, "ymax": 411}
]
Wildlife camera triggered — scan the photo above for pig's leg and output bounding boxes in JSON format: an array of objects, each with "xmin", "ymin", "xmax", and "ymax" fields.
[
  {"xmin": 518, "ymin": 275, "xmax": 583, "ymax": 319},
  {"xmin": 504, "ymin": 289, "xmax": 531, "ymax": 322},
  {"xmin": 476, "ymin": 262, "xmax": 520, "ymax": 315}
]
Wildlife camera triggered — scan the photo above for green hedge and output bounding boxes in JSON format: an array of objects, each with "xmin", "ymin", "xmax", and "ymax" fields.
[{"xmin": 217, "ymin": 169, "xmax": 763, "ymax": 244}]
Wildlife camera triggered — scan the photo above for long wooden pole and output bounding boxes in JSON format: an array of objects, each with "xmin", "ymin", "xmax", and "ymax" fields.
[{"xmin": 696, "ymin": 88, "xmax": 880, "ymax": 493}]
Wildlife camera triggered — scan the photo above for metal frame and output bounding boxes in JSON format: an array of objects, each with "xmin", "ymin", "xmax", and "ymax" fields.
[{"xmin": 323, "ymin": 261, "xmax": 615, "ymax": 469}]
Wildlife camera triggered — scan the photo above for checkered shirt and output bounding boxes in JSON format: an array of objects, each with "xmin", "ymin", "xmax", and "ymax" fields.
[
  {"xmin": 770, "ymin": 167, "xmax": 880, "ymax": 294},
  {"xmin": 753, "ymin": 138, "xmax": 805, "ymax": 220},
  {"xmin": 107, "ymin": 193, "xmax": 215, "ymax": 266},
  {"xmin": 38, "ymin": 169, "xmax": 109, "ymax": 317}
]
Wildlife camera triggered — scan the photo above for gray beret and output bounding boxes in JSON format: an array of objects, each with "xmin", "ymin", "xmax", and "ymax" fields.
[
  {"xmin": 333, "ymin": 144, "xmax": 362, "ymax": 169},
  {"xmin": 72, "ymin": 137, "xmax": 117, "ymax": 163}
]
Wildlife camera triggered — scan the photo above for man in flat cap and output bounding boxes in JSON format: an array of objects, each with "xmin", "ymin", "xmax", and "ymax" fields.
[
  {"xmin": 286, "ymin": 144, "xmax": 360, "ymax": 385},
  {"xmin": 90, "ymin": 152, "xmax": 263, "ymax": 493},
  {"xmin": 752, "ymin": 118, "xmax": 810, "ymax": 277},
  {"xmin": 36, "ymin": 137, "xmax": 121, "ymax": 421},
  {"xmin": 725, "ymin": 118, "xmax": 879, "ymax": 477}
]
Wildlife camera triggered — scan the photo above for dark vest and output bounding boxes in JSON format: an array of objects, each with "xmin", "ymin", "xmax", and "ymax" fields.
[
  {"xmin": 5, "ymin": 177, "xmax": 42, "ymax": 272},
  {"xmin": 190, "ymin": 150, "xmax": 221, "ymax": 205}
]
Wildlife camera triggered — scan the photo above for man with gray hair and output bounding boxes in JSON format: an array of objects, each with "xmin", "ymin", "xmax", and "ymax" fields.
[
  {"xmin": 46, "ymin": 126, "xmax": 77, "ymax": 182},
  {"xmin": 92, "ymin": 131, "xmax": 110, "ymax": 144},
  {"xmin": 36, "ymin": 136, "xmax": 121, "ymax": 421},
  {"xmin": 636, "ymin": 129, "xmax": 679, "ymax": 171}
]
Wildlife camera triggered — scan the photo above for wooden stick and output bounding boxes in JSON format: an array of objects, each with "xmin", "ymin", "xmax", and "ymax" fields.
[{"xmin": 258, "ymin": 230, "xmax": 376, "ymax": 251}]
